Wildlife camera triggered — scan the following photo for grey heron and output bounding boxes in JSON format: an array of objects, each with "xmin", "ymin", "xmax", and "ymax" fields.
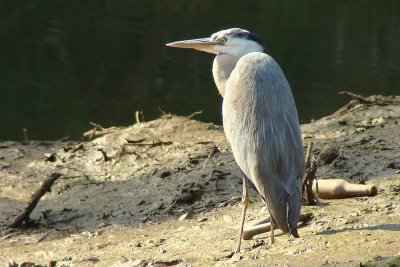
[{"xmin": 166, "ymin": 28, "xmax": 305, "ymax": 253}]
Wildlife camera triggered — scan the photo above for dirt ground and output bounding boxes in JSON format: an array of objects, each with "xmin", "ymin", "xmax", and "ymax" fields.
[{"xmin": 1, "ymin": 95, "xmax": 400, "ymax": 266}]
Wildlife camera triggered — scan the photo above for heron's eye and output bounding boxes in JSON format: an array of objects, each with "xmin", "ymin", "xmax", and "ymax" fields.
[{"xmin": 216, "ymin": 37, "xmax": 227, "ymax": 45}]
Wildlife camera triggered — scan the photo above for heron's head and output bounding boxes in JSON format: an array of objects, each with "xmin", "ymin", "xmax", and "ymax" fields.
[{"xmin": 166, "ymin": 28, "xmax": 264, "ymax": 58}]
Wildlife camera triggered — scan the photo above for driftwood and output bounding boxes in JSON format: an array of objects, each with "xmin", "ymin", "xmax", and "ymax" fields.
[
  {"xmin": 83, "ymin": 122, "xmax": 119, "ymax": 140},
  {"xmin": 242, "ymin": 213, "xmax": 313, "ymax": 240},
  {"xmin": 10, "ymin": 173, "xmax": 62, "ymax": 228},
  {"xmin": 302, "ymin": 142, "xmax": 317, "ymax": 205},
  {"xmin": 338, "ymin": 91, "xmax": 378, "ymax": 105},
  {"xmin": 335, "ymin": 91, "xmax": 397, "ymax": 115}
]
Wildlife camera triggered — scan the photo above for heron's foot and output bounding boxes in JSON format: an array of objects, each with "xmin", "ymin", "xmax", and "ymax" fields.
[
  {"xmin": 234, "ymin": 247, "xmax": 241, "ymax": 254},
  {"xmin": 235, "ymin": 238, "xmax": 242, "ymax": 254},
  {"xmin": 270, "ymin": 223, "xmax": 275, "ymax": 244}
]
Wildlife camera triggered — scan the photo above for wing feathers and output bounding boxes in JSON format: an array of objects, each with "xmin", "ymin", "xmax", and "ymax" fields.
[{"xmin": 223, "ymin": 52, "xmax": 305, "ymax": 236}]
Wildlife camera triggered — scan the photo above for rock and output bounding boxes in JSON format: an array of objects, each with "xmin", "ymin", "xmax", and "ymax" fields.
[
  {"xmin": 197, "ymin": 217, "xmax": 208, "ymax": 222},
  {"xmin": 160, "ymin": 171, "xmax": 171, "ymax": 178},
  {"xmin": 175, "ymin": 189, "xmax": 203, "ymax": 205},
  {"xmin": 177, "ymin": 226, "xmax": 186, "ymax": 232},
  {"xmin": 179, "ymin": 213, "xmax": 189, "ymax": 221},
  {"xmin": 223, "ymin": 215, "xmax": 232, "ymax": 222},
  {"xmin": 319, "ymin": 144, "xmax": 340, "ymax": 164},
  {"xmin": 387, "ymin": 162, "xmax": 400, "ymax": 169}
]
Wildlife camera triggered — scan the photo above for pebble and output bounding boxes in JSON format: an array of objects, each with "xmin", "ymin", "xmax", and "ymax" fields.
[
  {"xmin": 319, "ymin": 144, "xmax": 340, "ymax": 164},
  {"xmin": 259, "ymin": 206, "xmax": 268, "ymax": 213},
  {"xmin": 223, "ymin": 215, "xmax": 232, "ymax": 222},
  {"xmin": 177, "ymin": 226, "xmax": 186, "ymax": 232},
  {"xmin": 387, "ymin": 162, "xmax": 400, "ymax": 169},
  {"xmin": 198, "ymin": 217, "xmax": 208, "ymax": 222},
  {"xmin": 179, "ymin": 213, "xmax": 189, "ymax": 221},
  {"xmin": 160, "ymin": 171, "xmax": 171, "ymax": 178},
  {"xmin": 231, "ymin": 253, "xmax": 244, "ymax": 262}
]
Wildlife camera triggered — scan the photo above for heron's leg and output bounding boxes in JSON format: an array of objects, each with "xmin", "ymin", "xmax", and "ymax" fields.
[
  {"xmin": 235, "ymin": 177, "xmax": 249, "ymax": 253},
  {"xmin": 270, "ymin": 220, "xmax": 275, "ymax": 244}
]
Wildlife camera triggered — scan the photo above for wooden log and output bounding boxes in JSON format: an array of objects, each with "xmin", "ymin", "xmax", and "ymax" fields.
[{"xmin": 243, "ymin": 213, "xmax": 313, "ymax": 240}]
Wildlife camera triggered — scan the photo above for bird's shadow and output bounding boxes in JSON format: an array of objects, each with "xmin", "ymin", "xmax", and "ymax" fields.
[{"xmin": 318, "ymin": 224, "xmax": 400, "ymax": 235}]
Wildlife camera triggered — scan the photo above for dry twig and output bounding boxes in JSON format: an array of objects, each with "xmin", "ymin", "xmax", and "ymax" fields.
[
  {"xmin": 302, "ymin": 142, "xmax": 317, "ymax": 205},
  {"xmin": 10, "ymin": 173, "xmax": 62, "ymax": 228},
  {"xmin": 334, "ymin": 91, "xmax": 397, "ymax": 115},
  {"xmin": 22, "ymin": 128, "xmax": 29, "ymax": 145},
  {"xmin": 338, "ymin": 91, "xmax": 394, "ymax": 106},
  {"xmin": 338, "ymin": 91, "xmax": 376, "ymax": 104},
  {"xmin": 83, "ymin": 122, "xmax": 119, "ymax": 140},
  {"xmin": 187, "ymin": 110, "xmax": 203, "ymax": 119},
  {"xmin": 135, "ymin": 111, "xmax": 144, "ymax": 124}
]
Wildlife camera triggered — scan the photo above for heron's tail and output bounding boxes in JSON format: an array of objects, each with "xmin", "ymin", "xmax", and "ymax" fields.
[
  {"xmin": 264, "ymin": 177, "xmax": 302, "ymax": 238},
  {"xmin": 287, "ymin": 186, "xmax": 301, "ymax": 237}
]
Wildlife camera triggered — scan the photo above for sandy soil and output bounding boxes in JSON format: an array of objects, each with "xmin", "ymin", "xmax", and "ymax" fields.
[{"xmin": 1, "ymin": 96, "xmax": 400, "ymax": 266}]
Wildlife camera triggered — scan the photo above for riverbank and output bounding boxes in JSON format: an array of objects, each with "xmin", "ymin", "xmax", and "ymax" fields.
[{"xmin": 1, "ymin": 95, "xmax": 400, "ymax": 266}]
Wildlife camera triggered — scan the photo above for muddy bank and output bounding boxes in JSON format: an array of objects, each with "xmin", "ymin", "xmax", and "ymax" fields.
[{"xmin": 0, "ymin": 96, "xmax": 399, "ymax": 266}]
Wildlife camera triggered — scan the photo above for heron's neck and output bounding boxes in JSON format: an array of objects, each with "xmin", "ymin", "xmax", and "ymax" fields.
[{"xmin": 212, "ymin": 54, "xmax": 238, "ymax": 97}]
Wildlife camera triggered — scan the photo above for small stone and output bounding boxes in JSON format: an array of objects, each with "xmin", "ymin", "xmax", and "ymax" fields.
[
  {"xmin": 223, "ymin": 215, "xmax": 232, "ymax": 222},
  {"xmin": 259, "ymin": 206, "xmax": 268, "ymax": 213},
  {"xmin": 373, "ymin": 255, "xmax": 383, "ymax": 261},
  {"xmin": 198, "ymin": 217, "xmax": 208, "ymax": 222},
  {"xmin": 45, "ymin": 152, "xmax": 57, "ymax": 162},
  {"xmin": 231, "ymin": 253, "xmax": 244, "ymax": 262},
  {"xmin": 160, "ymin": 171, "xmax": 171, "ymax": 178},
  {"xmin": 287, "ymin": 249, "xmax": 300, "ymax": 255},
  {"xmin": 225, "ymin": 251, "xmax": 234, "ymax": 259},
  {"xmin": 179, "ymin": 213, "xmax": 189, "ymax": 221},
  {"xmin": 177, "ymin": 226, "xmax": 186, "ymax": 232},
  {"xmin": 319, "ymin": 144, "xmax": 340, "ymax": 164},
  {"xmin": 387, "ymin": 162, "xmax": 400, "ymax": 169}
]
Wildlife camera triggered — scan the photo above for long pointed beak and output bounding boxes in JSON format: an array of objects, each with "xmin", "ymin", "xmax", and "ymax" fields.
[{"xmin": 166, "ymin": 38, "xmax": 218, "ymax": 54}]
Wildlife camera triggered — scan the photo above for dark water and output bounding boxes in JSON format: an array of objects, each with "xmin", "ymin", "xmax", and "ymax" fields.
[{"xmin": 1, "ymin": 1, "xmax": 400, "ymax": 140}]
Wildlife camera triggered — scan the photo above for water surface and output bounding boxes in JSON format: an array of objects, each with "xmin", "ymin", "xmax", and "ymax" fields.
[{"xmin": 1, "ymin": 1, "xmax": 399, "ymax": 140}]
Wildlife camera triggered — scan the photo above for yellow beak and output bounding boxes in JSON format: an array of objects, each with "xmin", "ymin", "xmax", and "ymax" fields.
[{"xmin": 166, "ymin": 38, "xmax": 219, "ymax": 54}]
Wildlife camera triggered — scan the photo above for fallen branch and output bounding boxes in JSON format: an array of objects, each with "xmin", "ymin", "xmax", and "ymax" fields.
[
  {"xmin": 338, "ymin": 91, "xmax": 375, "ymax": 104},
  {"xmin": 333, "ymin": 91, "xmax": 400, "ymax": 116},
  {"xmin": 124, "ymin": 140, "xmax": 172, "ymax": 148},
  {"xmin": 338, "ymin": 91, "xmax": 393, "ymax": 106},
  {"xmin": 83, "ymin": 122, "xmax": 119, "ymax": 140},
  {"xmin": 202, "ymin": 145, "xmax": 219, "ymax": 169},
  {"xmin": 10, "ymin": 173, "xmax": 62, "ymax": 228},
  {"xmin": 187, "ymin": 110, "xmax": 203, "ymax": 119},
  {"xmin": 333, "ymin": 99, "xmax": 360, "ymax": 114},
  {"xmin": 243, "ymin": 212, "xmax": 313, "ymax": 240}
]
